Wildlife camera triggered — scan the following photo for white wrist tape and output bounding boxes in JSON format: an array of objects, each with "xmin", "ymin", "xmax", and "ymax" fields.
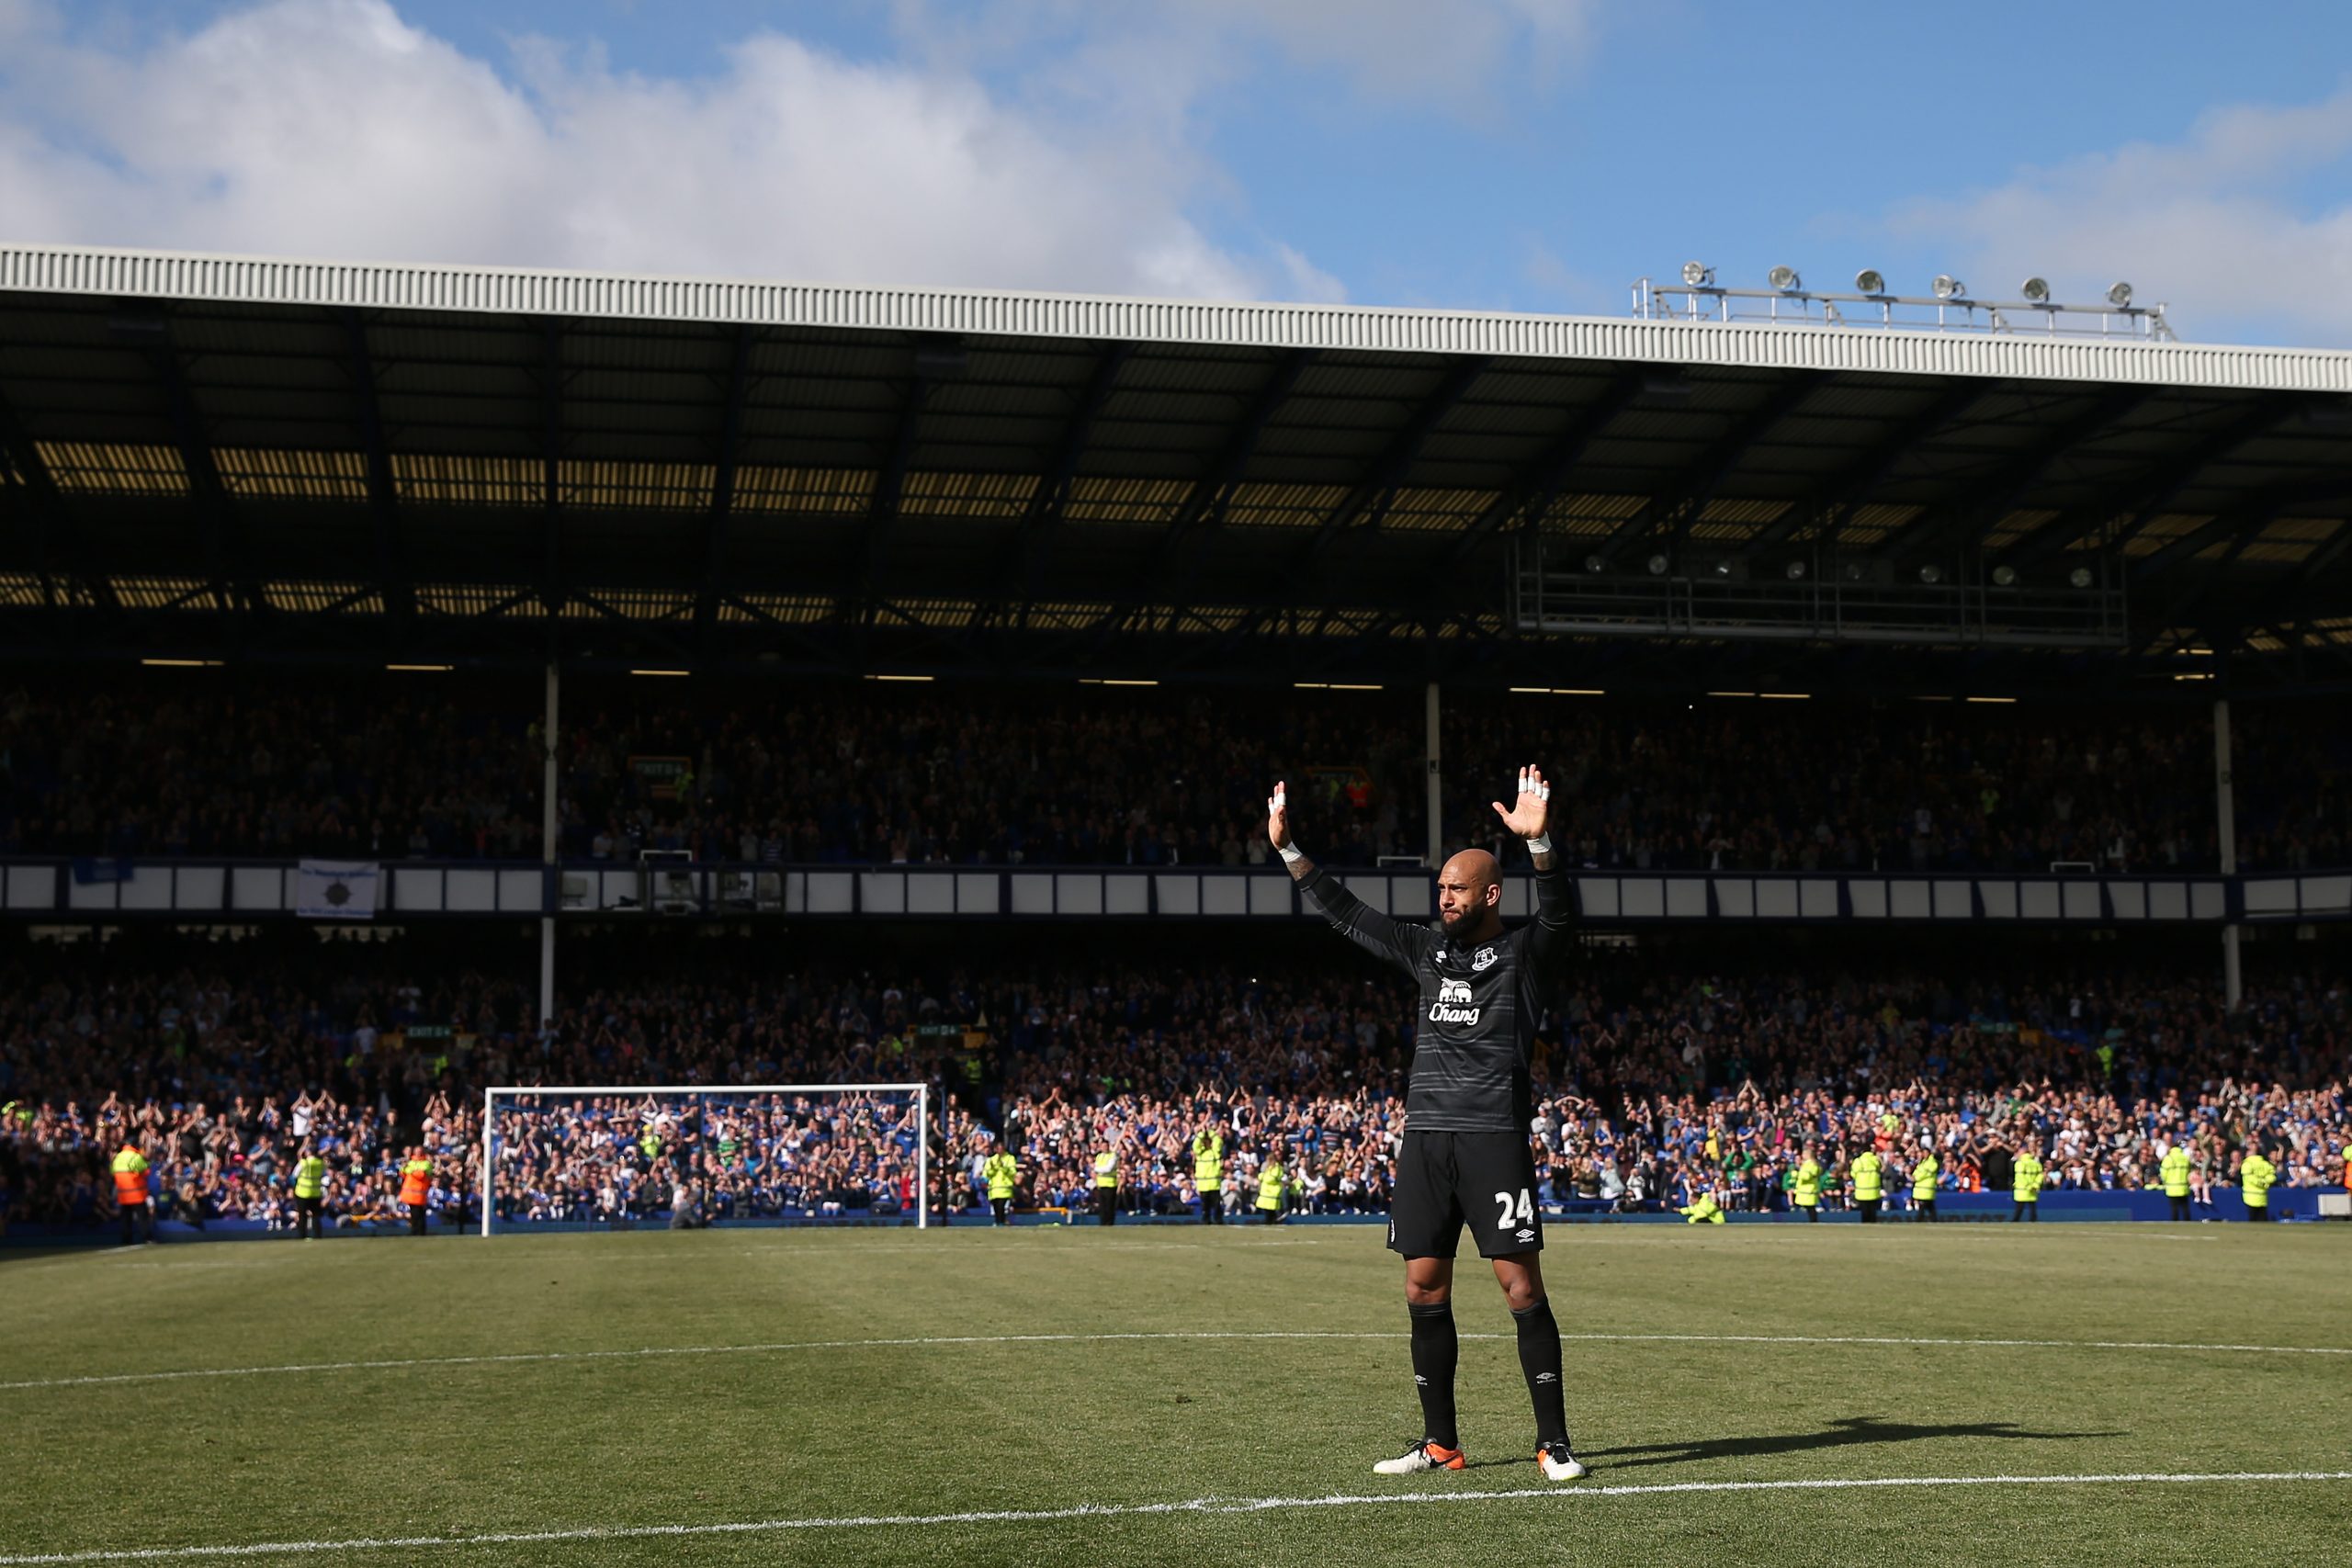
[
  {"xmin": 1525, "ymin": 834, "xmax": 1553, "ymax": 855},
  {"xmin": 1276, "ymin": 841, "xmax": 1306, "ymax": 864}
]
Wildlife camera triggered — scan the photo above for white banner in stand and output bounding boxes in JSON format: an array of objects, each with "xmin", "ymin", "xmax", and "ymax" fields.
[{"xmin": 295, "ymin": 860, "xmax": 380, "ymax": 919}]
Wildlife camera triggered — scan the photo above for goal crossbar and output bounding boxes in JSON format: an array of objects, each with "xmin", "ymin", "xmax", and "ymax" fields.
[{"xmin": 481, "ymin": 1082, "xmax": 929, "ymax": 1235}]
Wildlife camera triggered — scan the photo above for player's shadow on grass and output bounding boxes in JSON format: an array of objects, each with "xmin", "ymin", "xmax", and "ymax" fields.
[{"xmin": 1582, "ymin": 1416, "xmax": 2124, "ymax": 1472}]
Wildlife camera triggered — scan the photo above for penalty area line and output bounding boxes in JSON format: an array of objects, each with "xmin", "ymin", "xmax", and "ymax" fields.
[
  {"xmin": 6, "ymin": 1327, "xmax": 2350, "ymax": 1392},
  {"xmin": 3, "ymin": 1472, "xmax": 2348, "ymax": 1563}
]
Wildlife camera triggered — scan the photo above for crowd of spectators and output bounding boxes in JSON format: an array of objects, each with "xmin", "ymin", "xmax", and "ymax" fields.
[
  {"xmin": 486, "ymin": 1090, "xmax": 921, "ymax": 1225},
  {"xmin": 0, "ymin": 677, "xmax": 2344, "ymax": 873},
  {"xmin": 2, "ymin": 943, "xmax": 2345, "ymax": 1237}
]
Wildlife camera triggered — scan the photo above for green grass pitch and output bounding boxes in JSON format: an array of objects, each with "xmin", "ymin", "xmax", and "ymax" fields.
[{"xmin": 5, "ymin": 1223, "xmax": 2348, "ymax": 1566}]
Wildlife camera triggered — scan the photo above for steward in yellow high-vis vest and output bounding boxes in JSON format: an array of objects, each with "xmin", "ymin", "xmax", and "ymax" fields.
[
  {"xmin": 1255, "ymin": 1152, "xmax": 1286, "ymax": 1225},
  {"xmin": 111, "ymin": 1142, "xmax": 153, "ymax": 1246},
  {"xmin": 980, "ymin": 1146, "xmax": 1019, "ymax": 1226},
  {"xmin": 1192, "ymin": 1124, "xmax": 1227, "ymax": 1226},
  {"xmin": 2160, "ymin": 1142, "xmax": 2194, "ymax": 1221},
  {"xmin": 293, "ymin": 1142, "xmax": 329, "ymax": 1241},
  {"xmin": 2011, "ymin": 1151, "xmax": 2045, "ymax": 1223},
  {"xmin": 1678, "ymin": 1190, "xmax": 1725, "ymax": 1225},
  {"xmin": 1092, "ymin": 1145, "xmax": 1119, "ymax": 1227},
  {"xmin": 1792, "ymin": 1149, "xmax": 1822, "ymax": 1223},
  {"xmin": 2240, "ymin": 1150, "xmax": 2278, "ymax": 1222},
  {"xmin": 1909, "ymin": 1151, "xmax": 1939, "ymax": 1224},
  {"xmin": 1850, "ymin": 1149, "xmax": 1884, "ymax": 1224}
]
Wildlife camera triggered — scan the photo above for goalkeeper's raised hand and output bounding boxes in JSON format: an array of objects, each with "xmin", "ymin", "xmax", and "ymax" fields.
[{"xmin": 1266, "ymin": 780, "xmax": 1311, "ymax": 878}]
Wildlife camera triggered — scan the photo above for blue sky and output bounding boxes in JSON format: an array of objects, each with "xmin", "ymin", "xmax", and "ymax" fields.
[{"xmin": 3, "ymin": 0, "xmax": 2349, "ymax": 344}]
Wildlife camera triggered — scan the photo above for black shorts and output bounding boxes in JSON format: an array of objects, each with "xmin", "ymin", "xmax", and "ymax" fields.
[{"xmin": 1387, "ymin": 1129, "xmax": 1543, "ymax": 1259}]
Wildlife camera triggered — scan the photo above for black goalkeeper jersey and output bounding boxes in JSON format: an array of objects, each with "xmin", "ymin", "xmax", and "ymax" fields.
[{"xmin": 1299, "ymin": 863, "xmax": 1575, "ymax": 1134}]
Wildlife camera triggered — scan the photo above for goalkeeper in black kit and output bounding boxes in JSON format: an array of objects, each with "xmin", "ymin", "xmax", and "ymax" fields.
[{"xmin": 1268, "ymin": 766, "xmax": 1587, "ymax": 1483}]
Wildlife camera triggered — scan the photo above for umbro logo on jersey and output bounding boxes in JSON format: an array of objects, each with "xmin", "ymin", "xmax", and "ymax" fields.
[
  {"xmin": 1515, "ymin": 1227, "xmax": 1537, "ymax": 1244},
  {"xmin": 1430, "ymin": 977, "xmax": 1481, "ymax": 1026},
  {"xmin": 1473, "ymin": 945, "xmax": 1498, "ymax": 971}
]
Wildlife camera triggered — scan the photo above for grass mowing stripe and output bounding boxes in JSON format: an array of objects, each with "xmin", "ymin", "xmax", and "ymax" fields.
[
  {"xmin": 4, "ymin": 1472, "xmax": 2347, "ymax": 1563},
  {"xmin": 6, "ymin": 1327, "xmax": 2348, "ymax": 1392}
]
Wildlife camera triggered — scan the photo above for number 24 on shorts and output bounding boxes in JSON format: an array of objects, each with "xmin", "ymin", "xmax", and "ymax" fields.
[{"xmin": 1493, "ymin": 1189, "xmax": 1534, "ymax": 1228}]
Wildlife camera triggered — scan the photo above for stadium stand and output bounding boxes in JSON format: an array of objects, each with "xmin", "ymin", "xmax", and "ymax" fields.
[
  {"xmin": 4, "ymin": 934, "xmax": 2344, "ymax": 1236},
  {"xmin": 0, "ymin": 673, "xmax": 2345, "ymax": 872}
]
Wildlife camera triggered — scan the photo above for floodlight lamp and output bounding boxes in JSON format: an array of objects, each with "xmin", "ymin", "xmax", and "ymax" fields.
[
  {"xmin": 1680, "ymin": 261, "xmax": 1714, "ymax": 288},
  {"xmin": 1583, "ymin": 553, "xmax": 1606, "ymax": 574},
  {"xmin": 1918, "ymin": 564, "xmax": 1945, "ymax": 585},
  {"xmin": 1785, "ymin": 560, "xmax": 1806, "ymax": 581},
  {"xmin": 2106, "ymin": 281, "xmax": 2133, "ymax": 308},
  {"xmin": 1646, "ymin": 553, "xmax": 1670, "ymax": 576},
  {"xmin": 1854, "ymin": 269, "xmax": 1887, "ymax": 295},
  {"xmin": 1767, "ymin": 265, "xmax": 1802, "ymax": 291},
  {"xmin": 1841, "ymin": 561, "xmax": 1867, "ymax": 583},
  {"xmin": 1991, "ymin": 564, "xmax": 2018, "ymax": 587},
  {"xmin": 2069, "ymin": 566, "xmax": 2095, "ymax": 589},
  {"xmin": 1931, "ymin": 275, "xmax": 1965, "ymax": 301},
  {"xmin": 1711, "ymin": 559, "xmax": 1734, "ymax": 578},
  {"xmin": 2019, "ymin": 276, "xmax": 2051, "ymax": 304}
]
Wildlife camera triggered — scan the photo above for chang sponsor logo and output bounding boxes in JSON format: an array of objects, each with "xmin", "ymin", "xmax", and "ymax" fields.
[{"xmin": 1429, "ymin": 976, "xmax": 1481, "ymax": 1027}]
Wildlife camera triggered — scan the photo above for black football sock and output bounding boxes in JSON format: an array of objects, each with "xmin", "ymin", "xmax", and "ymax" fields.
[
  {"xmin": 1513, "ymin": 1297, "xmax": 1569, "ymax": 1446},
  {"xmin": 1407, "ymin": 1300, "xmax": 1460, "ymax": 1450}
]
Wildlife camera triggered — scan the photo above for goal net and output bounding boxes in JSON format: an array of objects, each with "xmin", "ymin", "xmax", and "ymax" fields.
[{"xmin": 481, "ymin": 1083, "xmax": 929, "ymax": 1235}]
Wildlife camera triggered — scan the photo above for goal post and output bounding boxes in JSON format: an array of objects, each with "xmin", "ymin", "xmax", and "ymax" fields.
[{"xmin": 481, "ymin": 1082, "xmax": 929, "ymax": 1235}]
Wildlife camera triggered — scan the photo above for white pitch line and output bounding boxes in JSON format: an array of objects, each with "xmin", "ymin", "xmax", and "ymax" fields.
[
  {"xmin": 1, "ymin": 1471, "xmax": 2346, "ymax": 1564},
  {"xmin": 5, "ymin": 1325, "xmax": 2348, "ymax": 1393}
]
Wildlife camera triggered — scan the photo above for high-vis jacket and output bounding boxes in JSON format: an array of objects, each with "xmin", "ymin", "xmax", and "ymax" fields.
[
  {"xmin": 982, "ymin": 1152, "xmax": 1019, "ymax": 1201},
  {"xmin": 1191, "ymin": 1131, "xmax": 1225, "ymax": 1185},
  {"xmin": 2160, "ymin": 1145, "xmax": 2192, "ymax": 1198},
  {"xmin": 400, "ymin": 1158, "xmax": 433, "ymax": 1207},
  {"xmin": 2013, "ymin": 1155, "xmax": 2045, "ymax": 1202},
  {"xmin": 1298, "ymin": 859, "xmax": 1574, "ymax": 1134},
  {"xmin": 1792, "ymin": 1159, "xmax": 1821, "ymax": 1207},
  {"xmin": 1852, "ymin": 1152, "xmax": 1883, "ymax": 1201},
  {"xmin": 110, "ymin": 1147, "xmax": 150, "ymax": 1208},
  {"xmin": 1911, "ymin": 1154, "xmax": 1939, "ymax": 1201},
  {"xmin": 2241, "ymin": 1154, "xmax": 2277, "ymax": 1209},
  {"xmin": 294, "ymin": 1156, "xmax": 327, "ymax": 1201},
  {"xmin": 1255, "ymin": 1159, "xmax": 1285, "ymax": 1213},
  {"xmin": 1093, "ymin": 1151, "xmax": 1117, "ymax": 1190}
]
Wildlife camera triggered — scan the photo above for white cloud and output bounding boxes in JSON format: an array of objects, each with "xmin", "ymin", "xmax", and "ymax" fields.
[
  {"xmin": 886, "ymin": 0, "xmax": 1598, "ymax": 123},
  {"xmin": 1887, "ymin": 87, "xmax": 2352, "ymax": 345},
  {"xmin": 0, "ymin": 0, "xmax": 1330, "ymax": 300}
]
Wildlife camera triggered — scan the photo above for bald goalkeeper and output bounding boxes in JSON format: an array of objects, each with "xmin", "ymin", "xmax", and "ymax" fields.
[{"xmin": 1269, "ymin": 767, "xmax": 1587, "ymax": 1483}]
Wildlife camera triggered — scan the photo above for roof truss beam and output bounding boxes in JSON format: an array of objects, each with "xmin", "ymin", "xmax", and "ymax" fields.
[
  {"xmin": 1588, "ymin": 377, "xmax": 1805, "ymax": 570},
  {"xmin": 1998, "ymin": 391, "xmax": 2301, "ymax": 573},
  {"xmin": 1303, "ymin": 355, "xmax": 1490, "ymax": 564},
  {"xmin": 695, "ymin": 323, "xmax": 756, "ymax": 649},
  {"xmin": 537, "ymin": 317, "xmax": 567, "ymax": 614},
  {"xmin": 1872, "ymin": 383, "xmax": 2157, "ymax": 561},
  {"xmin": 1441, "ymin": 366, "xmax": 1647, "ymax": 571},
  {"xmin": 1752, "ymin": 379, "xmax": 1989, "ymax": 554},
  {"xmin": 340, "ymin": 308, "xmax": 413, "ymax": 626},
  {"xmin": 1012, "ymin": 339, "xmax": 1135, "ymax": 623}
]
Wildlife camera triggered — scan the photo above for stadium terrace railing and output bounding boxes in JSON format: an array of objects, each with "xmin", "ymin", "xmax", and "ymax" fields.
[{"xmin": 3, "ymin": 857, "xmax": 2348, "ymax": 927}]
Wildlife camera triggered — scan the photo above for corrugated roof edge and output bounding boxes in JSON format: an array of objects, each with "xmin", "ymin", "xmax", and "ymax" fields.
[{"xmin": 6, "ymin": 243, "xmax": 2352, "ymax": 393}]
